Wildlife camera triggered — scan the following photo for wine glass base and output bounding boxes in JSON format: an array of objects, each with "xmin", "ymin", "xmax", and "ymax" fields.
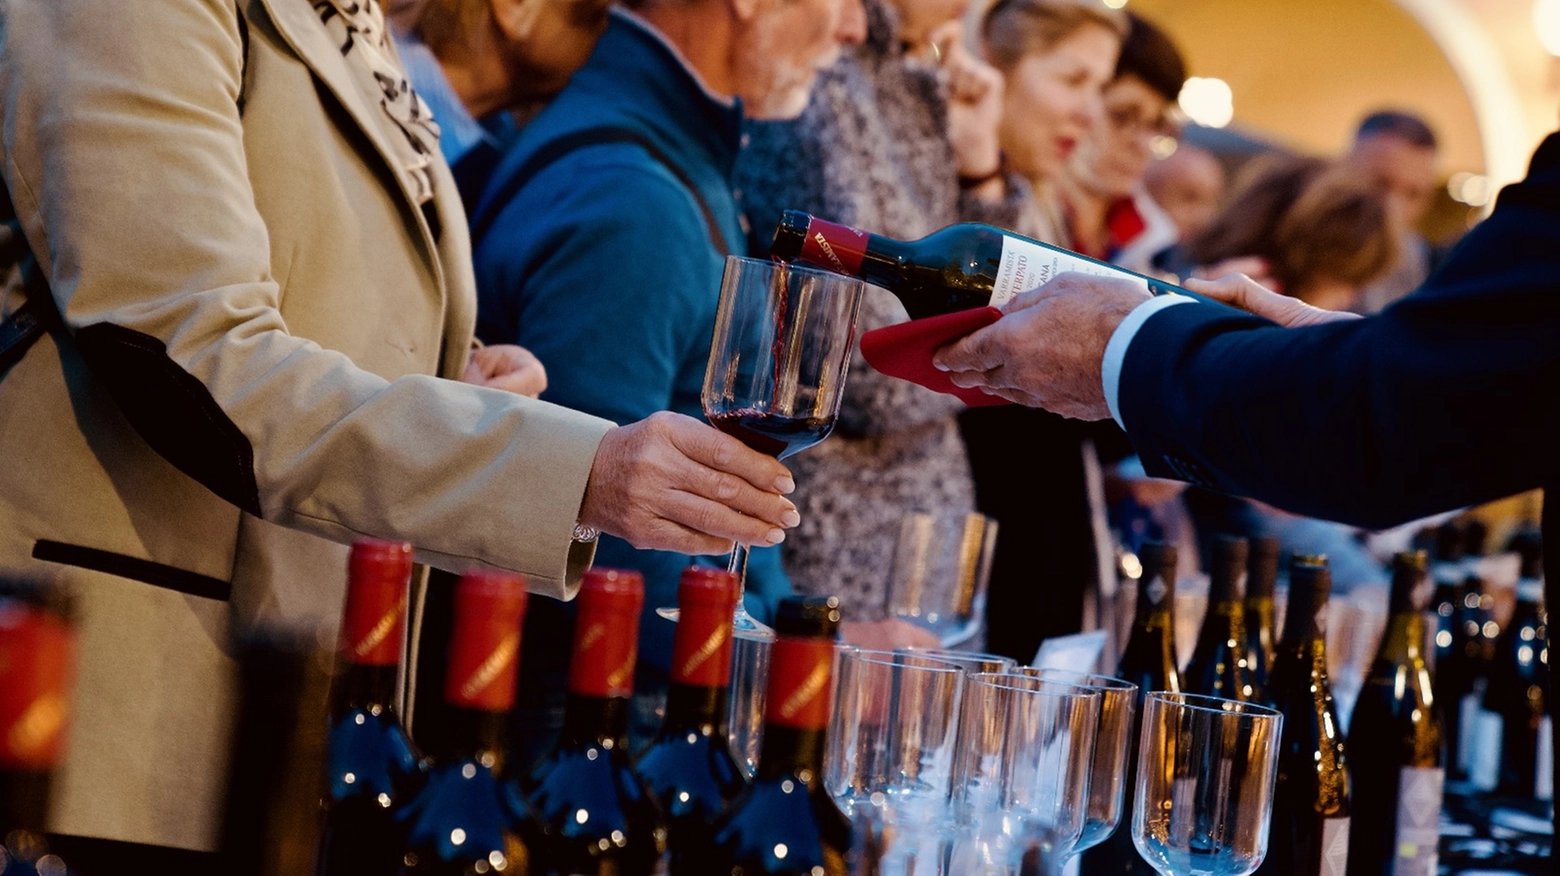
[{"xmin": 654, "ymin": 606, "xmax": 776, "ymax": 642}]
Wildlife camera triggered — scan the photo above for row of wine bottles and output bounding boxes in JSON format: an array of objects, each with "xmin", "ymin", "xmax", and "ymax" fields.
[
  {"xmin": 1087, "ymin": 528, "xmax": 1549, "ymax": 876},
  {"xmin": 0, "ymin": 543, "xmax": 855, "ymax": 876}
]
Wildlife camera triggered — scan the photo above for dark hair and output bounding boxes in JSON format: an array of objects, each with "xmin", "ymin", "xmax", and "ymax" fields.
[
  {"xmin": 1355, "ymin": 110, "xmax": 1438, "ymax": 150},
  {"xmin": 1185, "ymin": 154, "xmax": 1397, "ymax": 301},
  {"xmin": 1115, "ymin": 13, "xmax": 1185, "ymax": 102}
]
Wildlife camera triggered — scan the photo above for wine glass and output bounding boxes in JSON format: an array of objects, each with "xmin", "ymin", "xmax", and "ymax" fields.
[
  {"xmin": 657, "ymin": 255, "xmax": 865, "ymax": 639},
  {"xmin": 949, "ymin": 674, "xmax": 1100, "ymax": 875},
  {"xmin": 1132, "ymin": 692, "xmax": 1283, "ymax": 876},
  {"xmin": 1005, "ymin": 669, "xmax": 1138, "ymax": 858}
]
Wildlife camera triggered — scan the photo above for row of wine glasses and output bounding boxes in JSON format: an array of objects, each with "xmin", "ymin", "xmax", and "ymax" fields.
[{"xmin": 826, "ymin": 647, "xmax": 1285, "ymax": 876}]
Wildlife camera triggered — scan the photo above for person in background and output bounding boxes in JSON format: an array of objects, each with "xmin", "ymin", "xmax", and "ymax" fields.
[
  {"xmin": 955, "ymin": 0, "xmax": 1126, "ymax": 663},
  {"xmin": 1346, "ymin": 109, "xmax": 1444, "ymax": 314},
  {"xmin": 390, "ymin": 0, "xmax": 612, "ymax": 209},
  {"xmin": 733, "ymin": 0, "xmax": 1035, "ymax": 650},
  {"xmin": 1144, "ymin": 143, "xmax": 1225, "ymax": 246},
  {"xmin": 471, "ymin": 0, "xmax": 866, "ymax": 762},
  {"xmin": 0, "ymin": 0, "xmax": 802, "ymax": 869},
  {"xmin": 1185, "ymin": 155, "xmax": 1398, "ymax": 311},
  {"xmin": 1055, "ymin": 11, "xmax": 1184, "ymax": 274},
  {"xmin": 984, "ymin": 0, "xmax": 1125, "ymax": 243}
]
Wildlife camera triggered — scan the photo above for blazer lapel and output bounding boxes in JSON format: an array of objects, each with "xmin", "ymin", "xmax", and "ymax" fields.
[{"xmin": 254, "ymin": 0, "xmax": 447, "ymax": 293}]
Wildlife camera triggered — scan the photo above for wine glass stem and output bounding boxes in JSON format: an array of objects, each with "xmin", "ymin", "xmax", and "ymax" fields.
[{"xmin": 728, "ymin": 544, "xmax": 750, "ymax": 608}]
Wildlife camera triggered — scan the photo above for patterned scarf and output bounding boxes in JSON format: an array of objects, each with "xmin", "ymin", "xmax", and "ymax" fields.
[{"xmin": 315, "ymin": 0, "xmax": 441, "ymax": 205}]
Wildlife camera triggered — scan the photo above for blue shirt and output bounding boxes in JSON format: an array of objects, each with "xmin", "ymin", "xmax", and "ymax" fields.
[{"xmin": 470, "ymin": 9, "xmax": 788, "ymax": 674}]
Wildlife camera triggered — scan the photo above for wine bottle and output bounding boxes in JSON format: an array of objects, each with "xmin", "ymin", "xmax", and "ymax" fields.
[
  {"xmin": 1425, "ymin": 522, "xmax": 1473, "ymax": 780},
  {"xmin": 318, "ymin": 539, "xmax": 423, "ymax": 876},
  {"xmin": 769, "ymin": 211, "xmax": 1184, "ymax": 321},
  {"xmin": 708, "ymin": 596, "xmax": 852, "ymax": 875},
  {"xmin": 1243, "ymin": 536, "xmax": 1281, "ymax": 700},
  {"xmin": 0, "ymin": 577, "xmax": 76, "ymax": 876},
  {"xmin": 1184, "ymin": 535, "xmax": 1258, "ymax": 701},
  {"xmin": 1083, "ymin": 541, "xmax": 1179, "ymax": 876},
  {"xmin": 1472, "ymin": 529, "xmax": 1550, "ymax": 799},
  {"xmin": 528, "ymin": 569, "xmax": 664, "ymax": 875},
  {"xmin": 1256, "ymin": 556, "xmax": 1351, "ymax": 876},
  {"xmin": 1453, "ymin": 521, "xmax": 1499, "ymax": 778},
  {"xmin": 398, "ymin": 570, "xmax": 535, "ymax": 875},
  {"xmin": 1344, "ymin": 552, "xmax": 1442, "ymax": 876},
  {"xmin": 634, "ymin": 567, "xmax": 747, "ymax": 872}
]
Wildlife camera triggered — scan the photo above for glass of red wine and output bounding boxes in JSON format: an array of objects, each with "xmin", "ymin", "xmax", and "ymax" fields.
[{"xmin": 656, "ymin": 255, "xmax": 864, "ymax": 640}]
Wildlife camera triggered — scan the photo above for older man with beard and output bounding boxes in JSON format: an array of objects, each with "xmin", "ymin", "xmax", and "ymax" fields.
[{"xmin": 467, "ymin": 0, "xmax": 867, "ymax": 763}]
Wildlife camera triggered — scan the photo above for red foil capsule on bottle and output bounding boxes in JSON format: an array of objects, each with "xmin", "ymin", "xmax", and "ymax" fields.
[
  {"xmin": 670, "ymin": 567, "xmax": 740, "ymax": 688},
  {"xmin": 0, "ymin": 600, "xmax": 76, "ymax": 771},
  {"xmin": 569, "ymin": 568, "xmax": 645, "ymax": 699},
  {"xmin": 341, "ymin": 539, "xmax": 413, "ymax": 667},
  {"xmin": 798, "ymin": 216, "xmax": 869, "ymax": 275},
  {"xmin": 444, "ymin": 570, "xmax": 528, "ymax": 712},
  {"xmin": 765, "ymin": 637, "xmax": 835, "ymax": 731}
]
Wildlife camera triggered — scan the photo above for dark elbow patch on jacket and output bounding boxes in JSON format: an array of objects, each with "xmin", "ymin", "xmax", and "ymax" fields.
[{"xmin": 74, "ymin": 322, "xmax": 263, "ymax": 517}]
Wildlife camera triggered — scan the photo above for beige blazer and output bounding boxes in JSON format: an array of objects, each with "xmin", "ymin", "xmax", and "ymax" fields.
[{"xmin": 0, "ymin": 0, "xmax": 614, "ymax": 850}]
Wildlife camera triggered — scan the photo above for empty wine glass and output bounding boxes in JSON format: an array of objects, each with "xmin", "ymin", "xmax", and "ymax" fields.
[
  {"xmin": 657, "ymin": 255, "xmax": 865, "ymax": 639},
  {"xmin": 1132, "ymin": 693, "xmax": 1283, "ymax": 876},
  {"xmin": 949, "ymin": 674, "xmax": 1100, "ymax": 875},
  {"xmin": 885, "ymin": 512, "xmax": 1000, "ymax": 647},
  {"xmin": 1005, "ymin": 669, "xmax": 1138, "ymax": 857},
  {"xmin": 900, "ymin": 646, "xmax": 1016, "ymax": 676}
]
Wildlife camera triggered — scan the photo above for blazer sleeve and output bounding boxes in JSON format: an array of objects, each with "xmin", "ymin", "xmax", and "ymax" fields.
[
  {"xmin": 1116, "ymin": 133, "xmax": 1560, "ymax": 530},
  {"xmin": 0, "ymin": 0, "xmax": 613, "ymax": 597}
]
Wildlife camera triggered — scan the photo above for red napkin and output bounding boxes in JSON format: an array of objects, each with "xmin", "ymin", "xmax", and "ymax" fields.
[{"xmin": 859, "ymin": 306, "xmax": 1009, "ymax": 407}]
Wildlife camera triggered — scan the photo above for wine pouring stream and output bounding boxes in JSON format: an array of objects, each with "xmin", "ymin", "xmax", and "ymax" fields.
[{"xmin": 656, "ymin": 255, "xmax": 864, "ymax": 770}]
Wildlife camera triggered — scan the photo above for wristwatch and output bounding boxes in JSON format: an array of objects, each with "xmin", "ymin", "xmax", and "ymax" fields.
[{"xmin": 571, "ymin": 522, "xmax": 600, "ymax": 543}]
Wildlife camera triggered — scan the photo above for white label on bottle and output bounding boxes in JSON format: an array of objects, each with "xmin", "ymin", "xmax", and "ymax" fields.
[
  {"xmin": 1320, "ymin": 817, "xmax": 1350, "ymax": 876},
  {"xmin": 1456, "ymin": 693, "xmax": 1484, "ymax": 774},
  {"xmin": 1537, "ymin": 715, "xmax": 1553, "ymax": 802},
  {"xmin": 1392, "ymin": 767, "xmax": 1442, "ymax": 876},
  {"xmin": 1468, "ymin": 710, "xmax": 1503, "ymax": 791},
  {"xmin": 992, "ymin": 235, "xmax": 1151, "ymax": 307}
]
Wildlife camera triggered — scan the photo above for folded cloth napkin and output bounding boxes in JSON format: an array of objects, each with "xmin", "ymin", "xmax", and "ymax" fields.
[{"xmin": 858, "ymin": 306, "xmax": 1008, "ymax": 407}]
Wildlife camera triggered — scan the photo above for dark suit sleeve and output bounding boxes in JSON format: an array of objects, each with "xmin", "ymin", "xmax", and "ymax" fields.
[{"xmin": 1116, "ymin": 133, "xmax": 1560, "ymax": 531}]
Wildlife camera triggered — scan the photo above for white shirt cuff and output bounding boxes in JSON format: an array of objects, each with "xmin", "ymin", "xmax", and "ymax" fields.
[{"xmin": 1102, "ymin": 293, "xmax": 1196, "ymax": 428}]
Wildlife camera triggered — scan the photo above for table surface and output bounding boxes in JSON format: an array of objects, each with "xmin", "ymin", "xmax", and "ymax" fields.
[{"xmin": 1440, "ymin": 787, "xmax": 1552, "ymax": 874}]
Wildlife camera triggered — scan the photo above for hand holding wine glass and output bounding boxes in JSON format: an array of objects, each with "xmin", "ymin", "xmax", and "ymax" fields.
[{"xmin": 579, "ymin": 411, "xmax": 801, "ymax": 557}]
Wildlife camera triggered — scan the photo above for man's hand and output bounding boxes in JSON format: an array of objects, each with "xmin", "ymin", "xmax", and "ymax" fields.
[
  {"xmin": 1184, "ymin": 273, "xmax": 1360, "ymax": 328},
  {"xmin": 578, "ymin": 412, "xmax": 801, "ymax": 556},
  {"xmin": 933, "ymin": 272, "xmax": 1149, "ymax": 419},
  {"xmin": 463, "ymin": 343, "xmax": 548, "ymax": 398}
]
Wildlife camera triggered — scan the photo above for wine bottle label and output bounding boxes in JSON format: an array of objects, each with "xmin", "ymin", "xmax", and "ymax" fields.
[
  {"xmin": 991, "ymin": 235, "xmax": 1150, "ymax": 307},
  {"xmin": 0, "ymin": 602, "xmax": 74, "ymax": 771},
  {"xmin": 765, "ymin": 637, "xmax": 834, "ymax": 730},
  {"xmin": 1319, "ymin": 817, "xmax": 1350, "ymax": 876},
  {"xmin": 1392, "ymin": 767, "xmax": 1442, "ymax": 876},
  {"xmin": 1467, "ymin": 710, "xmax": 1502, "ymax": 791},
  {"xmin": 798, "ymin": 216, "xmax": 868, "ymax": 276},
  {"xmin": 341, "ymin": 576, "xmax": 406, "ymax": 668},
  {"xmin": 671, "ymin": 602, "xmax": 734, "ymax": 688},
  {"xmin": 1537, "ymin": 716, "xmax": 1553, "ymax": 802},
  {"xmin": 1456, "ymin": 693, "xmax": 1483, "ymax": 775}
]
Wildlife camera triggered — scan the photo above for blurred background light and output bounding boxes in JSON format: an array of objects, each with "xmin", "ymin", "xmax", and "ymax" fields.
[
  {"xmin": 1178, "ymin": 77, "xmax": 1235, "ymax": 129},
  {"xmin": 1535, "ymin": 0, "xmax": 1560, "ymax": 56}
]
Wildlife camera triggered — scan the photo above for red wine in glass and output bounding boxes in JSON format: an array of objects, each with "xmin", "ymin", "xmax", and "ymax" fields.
[{"xmin": 708, "ymin": 407, "xmax": 835, "ymax": 460}]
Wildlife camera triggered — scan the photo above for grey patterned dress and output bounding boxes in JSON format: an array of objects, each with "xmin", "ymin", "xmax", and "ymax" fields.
[{"xmin": 734, "ymin": 0, "xmax": 1030, "ymax": 620}]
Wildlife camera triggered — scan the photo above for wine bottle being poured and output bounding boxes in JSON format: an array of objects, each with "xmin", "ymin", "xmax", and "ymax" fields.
[{"xmin": 770, "ymin": 210, "xmax": 1186, "ymax": 321}]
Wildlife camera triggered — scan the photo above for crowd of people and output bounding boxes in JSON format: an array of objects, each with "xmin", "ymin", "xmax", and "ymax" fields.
[{"xmin": 0, "ymin": 0, "xmax": 1474, "ymax": 866}]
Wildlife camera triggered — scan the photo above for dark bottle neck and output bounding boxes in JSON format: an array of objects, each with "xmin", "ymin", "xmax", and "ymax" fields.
[
  {"xmin": 561, "ymin": 692, "xmax": 631, "ymax": 751},
  {"xmin": 1377, "ymin": 610, "xmax": 1427, "ymax": 667},
  {"xmin": 660, "ymin": 682, "xmax": 729, "ymax": 737},
  {"xmin": 1281, "ymin": 578, "xmax": 1330, "ymax": 646},
  {"xmin": 330, "ymin": 662, "xmax": 401, "ymax": 720},
  {"xmin": 755, "ymin": 725, "xmax": 826, "ymax": 784},
  {"xmin": 0, "ymin": 769, "xmax": 51, "ymax": 833},
  {"xmin": 428, "ymin": 705, "xmax": 509, "ymax": 770},
  {"xmin": 855, "ymin": 235, "xmax": 916, "ymax": 289}
]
